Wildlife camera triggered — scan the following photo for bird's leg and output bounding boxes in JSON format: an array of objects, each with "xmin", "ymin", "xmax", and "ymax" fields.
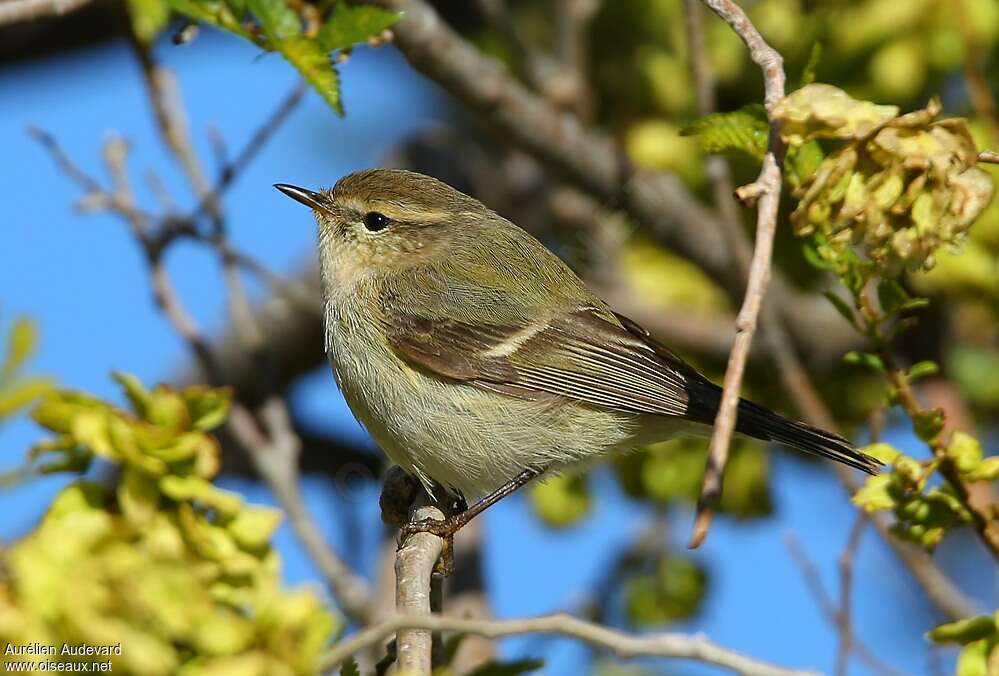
[{"xmin": 399, "ymin": 466, "xmax": 544, "ymax": 575}]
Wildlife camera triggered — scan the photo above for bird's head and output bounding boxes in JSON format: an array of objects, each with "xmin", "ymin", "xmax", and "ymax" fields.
[{"xmin": 275, "ymin": 169, "xmax": 490, "ymax": 288}]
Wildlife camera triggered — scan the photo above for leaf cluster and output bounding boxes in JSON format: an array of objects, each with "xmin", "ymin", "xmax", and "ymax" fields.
[{"xmin": 0, "ymin": 375, "xmax": 337, "ymax": 675}]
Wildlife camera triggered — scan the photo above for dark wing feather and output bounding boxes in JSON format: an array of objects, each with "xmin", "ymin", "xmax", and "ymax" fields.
[{"xmin": 385, "ymin": 305, "xmax": 693, "ymax": 417}]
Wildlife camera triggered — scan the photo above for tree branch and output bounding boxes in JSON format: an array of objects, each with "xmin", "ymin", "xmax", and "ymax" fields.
[
  {"xmin": 0, "ymin": 0, "xmax": 93, "ymax": 26},
  {"xmin": 689, "ymin": 0, "xmax": 786, "ymax": 548},
  {"xmin": 322, "ymin": 612, "xmax": 820, "ymax": 676}
]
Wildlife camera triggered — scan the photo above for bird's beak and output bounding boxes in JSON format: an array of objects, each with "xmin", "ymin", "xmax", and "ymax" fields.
[{"xmin": 274, "ymin": 183, "xmax": 328, "ymax": 212}]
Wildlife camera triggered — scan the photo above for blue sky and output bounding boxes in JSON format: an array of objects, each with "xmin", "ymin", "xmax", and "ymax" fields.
[{"xmin": 1, "ymin": 28, "xmax": 993, "ymax": 675}]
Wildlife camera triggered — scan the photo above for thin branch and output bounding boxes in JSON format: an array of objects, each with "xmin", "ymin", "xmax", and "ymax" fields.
[
  {"xmin": 690, "ymin": 0, "xmax": 787, "ymax": 549},
  {"xmin": 0, "ymin": 0, "xmax": 93, "ymax": 26},
  {"xmin": 785, "ymin": 531, "xmax": 904, "ymax": 676},
  {"xmin": 979, "ymin": 150, "xmax": 999, "ymax": 164},
  {"xmin": 322, "ymin": 612, "xmax": 820, "ymax": 676},
  {"xmin": 835, "ymin": 515, "xmax": 865, "ymax": 676}
]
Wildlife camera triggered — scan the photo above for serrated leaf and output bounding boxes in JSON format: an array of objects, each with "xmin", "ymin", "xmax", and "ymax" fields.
[
  {"xmin": 339, "ymin": 656, "xmax": 360, "ymax": 676},
  {"xmin": 927, "ymin": 615, "xmax": 997, "ymax": 645},
  {"xmin": 126, "ymin": 0, "xmax": 171, "ymax": 44},
  {"xmin": 317, "ymin": 2, "xmax": 400, "ymax": 52},
  {"xmin": 680, "ymin": 105, "xmax": 768, "ymax": 159},
  {"xmin": 276, "ymin": 37, "xmax": 343, "ymax": 115}
]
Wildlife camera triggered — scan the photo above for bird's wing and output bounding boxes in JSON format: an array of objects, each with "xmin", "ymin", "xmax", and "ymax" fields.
[{"xmin": 383, "ymin": 302, "xmax": 700, "ymax": 417}]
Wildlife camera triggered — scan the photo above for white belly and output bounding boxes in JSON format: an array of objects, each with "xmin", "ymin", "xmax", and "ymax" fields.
[{"xmin": 324, "ymin": 305, "xmax": 648, "ymax": 498}]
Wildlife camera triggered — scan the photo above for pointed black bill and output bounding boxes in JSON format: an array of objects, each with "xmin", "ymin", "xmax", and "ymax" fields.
[{"xmin": 274, "ymin": 183, "xmax": 327, "ymax": 211}]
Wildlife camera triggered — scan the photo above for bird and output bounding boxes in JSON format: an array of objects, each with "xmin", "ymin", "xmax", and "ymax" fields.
[{"xmin": 274, "ymin": 169, "xmax": 880, "ymax": 545}]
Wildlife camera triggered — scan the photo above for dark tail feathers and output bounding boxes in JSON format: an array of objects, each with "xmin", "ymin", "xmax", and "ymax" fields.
[{"xmin": 687, "ymin": 383, "xmax": 881, "ymax": 475}]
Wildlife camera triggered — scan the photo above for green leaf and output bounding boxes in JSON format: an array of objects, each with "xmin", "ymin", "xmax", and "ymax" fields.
[
  {"xmin": 800, "ymin": 43, "xmax": 822, "ymax": 86},
  {"xmin": 843, "ymin": 351, "xmax": 884, "ymax": 372},
  {"xmin": 907, "ymin": 360, "xmax": 939, "ymax": 381},
  {"xmin": 956, "ymin": 639, "xmax": 991, "ymax": 676},
  {"xmin": 466, "ymin": 659, "xmax": 545, "ymax": 676},
  {"xmin": 225, "ymin": 505, "xmax": 283, "ymax": 550},
  {"xmin": 680, "ymin": 105, "xmax": 769, "ymax": 159},
  {"xmin": 946, "ymin": 431, "xmax": 984, "ymax": 475},
  {"xmin": 859, "ymin": 442, "xmax": 901, "ymax": 464},
  {"xmin": 785, "ymin": 140, "xmax": 824, "ymax": 189},
  {"xmin": 317, "ymin": 1, "xmax": 401, "ymax": 52},
  {"xmin": 900, "ymin": 297, "xmax": 930, "ymax": 312},
  {"xmin": 113, "ymin": 371, "xmax": 152, "ymax": 418},
  {"xmin": 167, "ymin": 0, "xmax": 247, "ymax": 36},
  {"xmin": 2, "ymin": 317, "xmax": 38, "ymax": 383},
  {"xmin": 276, "ymin": 37, "xmax": 343, "ymax": 115},
  {"xmin": 822, "ymin": 291, "xmax": 857, "ymax": 326},
  {"xmin": 0, "ymin": 377, "xmax": 54, "ymax": 418},
  {"xmin": 913, "ymin": 407, "xmax": 945, "ymax": 443},
  {"xmin": 801, "ymin": 242, "xmax": 834, "ymax": 270},
  {"xmin": 877, "ymin": 279, "xmax": 909, "ymax": 314},
  {"xmin": 852, "ymin": 474, "xmax": 895, "ymax": 512},
  {"xmin": 126, "ymin": 0, "xmax": 171, "ymax": 44},
  {"xmin": 247, "ymin": 0, "xmax": 301, "ymax": 40},
  {"xmin": 964, "ymin": 456, "xmax": 999, "ymax": 482},
  {"xmin": 927, "ymin": 615, "xmax": 997, "ymax": 645},
  {"xmin": 339, "ymin": 657, "xmax": 360, "ymax": 676},
  {"xmin": 773, "ymin": 83, "xmax": 898, "ymax": 145}
]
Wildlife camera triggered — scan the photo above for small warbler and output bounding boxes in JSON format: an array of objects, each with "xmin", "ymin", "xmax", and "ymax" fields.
[{"xmin": 275, "ymin": 169, "xmax": 879, "ymax": 538}]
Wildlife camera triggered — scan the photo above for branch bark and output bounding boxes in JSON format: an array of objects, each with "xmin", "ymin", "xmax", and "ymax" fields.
[
  {"xmin": 322, "ymin": 612, "xmax": 820, "ymax": 676},
  {"xmin": 689, "ymin": 0, "xmax": 786, "ymax": 548}
]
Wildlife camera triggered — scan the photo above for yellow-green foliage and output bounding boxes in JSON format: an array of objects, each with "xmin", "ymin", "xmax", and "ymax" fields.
[
  {"xmin": 852, "ymin": 436, "xmax": 998, "ymax": 550},
  {"xmin": 0, "ymin": 374, "xmax": 337, "ymax": 675},
  {"xmin": 784, "ymin": 86, "xmax": 994, "ymax": 273},
  {"xmin": 0, "ymin": 316, "xmax": 53, "ymax": 422}
]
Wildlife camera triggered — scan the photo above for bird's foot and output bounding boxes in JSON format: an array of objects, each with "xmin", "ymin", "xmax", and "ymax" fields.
[{"xmin": 398, "ymin": 515, "xmax": 466, "ymax": 577}]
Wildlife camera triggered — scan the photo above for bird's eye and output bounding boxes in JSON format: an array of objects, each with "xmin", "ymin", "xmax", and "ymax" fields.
[{"xmin": 363, "ymin": 211, "xmax": 390, "ymax": 232}]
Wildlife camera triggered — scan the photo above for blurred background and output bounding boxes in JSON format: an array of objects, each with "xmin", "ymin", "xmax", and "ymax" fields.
[{"xmin": 1, "ymin": 1, "xmax": 998, "ymax": 674}]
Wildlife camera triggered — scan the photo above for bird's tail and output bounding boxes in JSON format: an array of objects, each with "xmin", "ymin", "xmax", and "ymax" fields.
[
  {"xmin": 685, "ymin": 383, "xmax": 881, "ymax": 475},
  {"xmin": 733, "ymin": 398, "xmax": 881, "ymax": 474}
]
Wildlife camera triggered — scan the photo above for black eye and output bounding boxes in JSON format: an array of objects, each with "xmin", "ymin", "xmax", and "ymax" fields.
[{"xmin": 363, "ymin": 211, "xmax": 390, "ymax": 232}]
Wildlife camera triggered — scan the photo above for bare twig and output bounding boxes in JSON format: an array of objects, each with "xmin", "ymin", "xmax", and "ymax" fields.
[
  {"xmin": 835, "ymin": 515, "xmax": 865, "ymax": 676},
  {"xmin": 785, "ymin": 531, "xmax": 903, "ymax": 676},
  {"xmin": 0, "ymin": 0, "xmax": 93, "ymax": 26},
  {"xmin": 690, "ymin": 0, "xmax": 787, "ymax": 549},
  {"xmin": 979, "ymin": 150, "xmax": 999, "ymax": 164},
  {"xmin": 322, "ymin": 611, "xmax": 820, "ymax": 676}
]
